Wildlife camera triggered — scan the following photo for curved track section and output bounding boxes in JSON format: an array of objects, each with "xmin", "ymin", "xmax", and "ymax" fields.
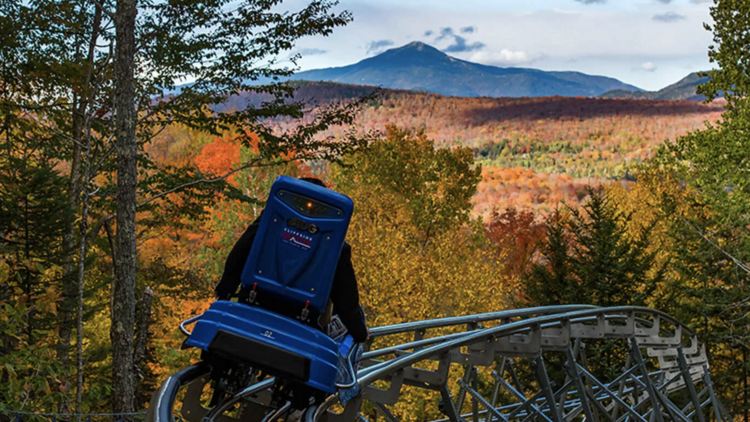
[{"xmin": 148, "ymin": 306, "xmax": 732, "ymax": 422}]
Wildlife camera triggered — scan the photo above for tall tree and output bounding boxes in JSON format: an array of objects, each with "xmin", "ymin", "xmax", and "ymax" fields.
[
  {"xmin": 522, "ymin": 188, "xmax": 664, "ymax": 383},
  {"xmin": 112, "ymin": 0, "xmax": 139, "ymax": 416},
  {"xmin": 332, "ymin": 127, "xmax": 503, "ymax": 422},
  {"xmin": 650, "ymin": 0, "xmax": 750, "ymax": 415},
  {"xmin": 0, "ymin": 1, "xmax": 111, "ymax": 381},
  {"xmin": 0, "ymin": 108, "xmax": 72, "ymax": 410},
  {"xmin": 522, "ymin": 188, "xmax": 662, "ymax": 308},
  {"xmin": 1, "ymin": 0, "xmax": 367, "ymax": 413}
]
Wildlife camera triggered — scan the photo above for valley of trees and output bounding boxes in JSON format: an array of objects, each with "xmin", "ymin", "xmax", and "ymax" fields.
[
  {"xmin": 235, "ymin": 81, "xmax": 725, "ymax": 213},
  {"xmin": 1, "ymin": 0, "xmax": 749, "ymax": 421}
]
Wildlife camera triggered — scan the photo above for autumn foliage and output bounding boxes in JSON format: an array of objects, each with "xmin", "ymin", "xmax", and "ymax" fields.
[
  {"xmin": 1, "ymin": 76, "xmax": 737, "ymax": 416},
  {"xmin": 233, "ymin": 82, "xmax": 725, "ymax": 214}
]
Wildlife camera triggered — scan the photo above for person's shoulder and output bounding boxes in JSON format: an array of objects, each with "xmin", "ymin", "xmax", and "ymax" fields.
[{"xmin": 341, "ymin": 242, "xmax": 352, "ymax": 257}]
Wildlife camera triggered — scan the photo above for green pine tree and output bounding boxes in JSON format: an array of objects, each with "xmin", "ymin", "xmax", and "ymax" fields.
[
  {"xmin": 648, "ymin": 1, "xmax": 750, "ymax": 415},
  {"xmin": 522, "ymin": 187, "xmax": 663, "ymax": 383}
]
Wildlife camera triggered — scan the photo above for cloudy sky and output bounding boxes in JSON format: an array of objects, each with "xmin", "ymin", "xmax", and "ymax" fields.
[{"xmin": 286, "ymin": 0, "xmax": 715, "ymax": 91}]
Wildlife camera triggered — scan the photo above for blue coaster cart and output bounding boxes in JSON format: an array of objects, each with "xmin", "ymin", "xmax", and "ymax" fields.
[{"xmin": 149, "ymin": 176, "xmax": 361, "ymax": 422}]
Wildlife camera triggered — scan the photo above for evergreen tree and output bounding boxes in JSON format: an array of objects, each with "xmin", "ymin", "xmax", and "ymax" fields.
[
  {"xmin": 522, "ymin": 210, "xmax": 574, "ymax": 307},
  {"xmin": 649, "ymin": 0, "xmax": 750, "ymax": 415},
  {"xmin": 522, "ymin": 188, "xmax": 663, "ymax": 384},
  {"xmin": 0, "ymin": 116, "xmax": 73, "ymax": 410},
  {"xmin": 523, "ymin": 188, "xmax": 662, "ymax": 308}
]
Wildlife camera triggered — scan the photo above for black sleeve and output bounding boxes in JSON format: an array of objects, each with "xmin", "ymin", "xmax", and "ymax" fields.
[
  {"xmin": 214, "ymin": 219, "xmax": 260, "ymax": 299},
  {"xmin": 330, "ymin": 243, "xmax": 368, "ymax": 342}
]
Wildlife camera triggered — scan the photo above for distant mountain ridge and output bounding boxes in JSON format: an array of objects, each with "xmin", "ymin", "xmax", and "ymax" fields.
[
  {"xmin": 286, "ymin": 42, "xmax": 642, "ymax": 98},
  {"xmin": 600, "ymin": 72, "xmax": 711, "ymax": 101}
]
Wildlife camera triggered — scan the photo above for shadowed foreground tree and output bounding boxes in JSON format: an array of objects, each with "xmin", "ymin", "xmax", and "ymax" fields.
[
  {"xmin": 0, "ymin": 118, "xmax": 73, "ymax": 410},
  {"xmin": 1, "ymin": 0, "xmax": 368, "ymax": 415},
  {"xmin": 522, "ymin": 188, "xmax": 664, "ymax": 382},
  {"xmin": 523, "ymin": 187, "xmax": 663, "ymax": 309},
  {"xmin": 650, "ymin": 0, "xmax": 750, "ymax": 415}
]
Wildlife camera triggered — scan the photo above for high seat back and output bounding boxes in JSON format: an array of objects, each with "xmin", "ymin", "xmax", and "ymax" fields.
[{"xmin": 240, "ymin": 176, "xmax": 354, "ymax": 315}]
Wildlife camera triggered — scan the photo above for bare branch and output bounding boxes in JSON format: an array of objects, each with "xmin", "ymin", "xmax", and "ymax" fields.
[
  {"xmin": 87, "ymin": 214, "xmax": 113, "ymax": 245},
  {"xmin": 91, "ymin": 0, "xmax": 115, "ymax": 20},
  {"xmin": 678, "ymin": 215, "xmax": 750, "ymax": 275},
  {"xmin": 136, "ymin": 157, "xmax": 272, "ymax": 208},
  {"xmin": 20, "ymin": 111, "xmax": 87, "ymax": 149}
]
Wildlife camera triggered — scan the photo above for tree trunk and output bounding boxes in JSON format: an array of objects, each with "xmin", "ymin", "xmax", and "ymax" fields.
[
  {"xmin": 58, "ymin": 0, "xmax": 104, "ymax": 388},
  {"xmin": 112, "ymin": 0, "xmax": 138, "ymax": 419},
  {"xmin": 133, "ymin": 286, "xmax": 153, "ymax": 376},
  {"xmin": 75, "ymin": 178, "xmax": 90, "ymax": 420},
  {"xmin": 75, "ymin": 9, "xmax": 104, "ymax": 418},
  {"xmin": 57, "ymin": 108, "xmax": 82, "ymax": 380}
]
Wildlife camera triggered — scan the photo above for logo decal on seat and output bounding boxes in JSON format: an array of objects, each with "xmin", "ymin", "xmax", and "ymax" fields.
[{"xmin": 281, "ymin": 227, "xmax": 312, "ymax": 251}]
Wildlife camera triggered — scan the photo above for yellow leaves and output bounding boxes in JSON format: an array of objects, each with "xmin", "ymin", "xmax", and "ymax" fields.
[
  {"xmin": 41, "ymin": 287, "xmax": 59, "ymax": 316},
  {"xmin": 330, "ymin": 127, "xmax": 517, "ymax": 420},
  {"xmin": 0, "ymin": 260, "xmax": 9, "ymax": 285}
]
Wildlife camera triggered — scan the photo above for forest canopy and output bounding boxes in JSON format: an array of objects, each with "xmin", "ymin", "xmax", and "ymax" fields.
[{"xmin": 1, "ymin": 0, "xmax": 749, "ymax": 420}]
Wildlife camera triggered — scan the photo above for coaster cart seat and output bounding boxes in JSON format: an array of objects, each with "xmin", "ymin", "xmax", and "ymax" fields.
[
  {"xmin": 163, "ymin": 176, "xmax": 357, "ymax": 421},
  {"xmin": 183, "ymin": 301, "xmax": 343, "ymax": 393}
]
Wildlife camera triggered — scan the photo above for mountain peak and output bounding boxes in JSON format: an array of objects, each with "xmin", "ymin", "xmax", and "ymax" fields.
[
  {"xmin": 369, "ymin": 42, "xmax": 451, "ymax": 66},
  {"xmin": 402, "ymin": 41, "xmax": 429, "ymax": 50},
  {"xmin": 290, "ymin": 42, "xmax": 642, "ymax": 98},
  {"xmin": 599, "ymin": 71, "xmax": 711, "ymax": 101}
]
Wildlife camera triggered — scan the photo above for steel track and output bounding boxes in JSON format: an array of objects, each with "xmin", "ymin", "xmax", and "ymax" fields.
[{"xmin": 147, "ymin": 306, "xmax": 732, "ymax": 422}]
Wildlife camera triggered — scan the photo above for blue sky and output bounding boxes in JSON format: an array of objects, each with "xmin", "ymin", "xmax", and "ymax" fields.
[{"xmin": 285, "ymin": 0, "xmax": 715, "ymax": 91}]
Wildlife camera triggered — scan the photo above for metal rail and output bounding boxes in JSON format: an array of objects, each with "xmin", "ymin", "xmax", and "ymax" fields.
[{"xmin": 148, "ymin": 306, "xmax": 731, "ymax": 422}]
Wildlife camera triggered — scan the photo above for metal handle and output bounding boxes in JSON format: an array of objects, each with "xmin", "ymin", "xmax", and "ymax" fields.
[
  {"xmin": 334, "ymin": 342, "xmax": 360, "ymax": 389},
  {"xmin": 179, "ymin": 314, "xmax": 203, "ymax": 337}
]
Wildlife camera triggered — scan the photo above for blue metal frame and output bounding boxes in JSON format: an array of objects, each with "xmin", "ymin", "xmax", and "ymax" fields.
[
  {"xmin": 183, "ymin": 176, "xmax": 356, "ymax": 394},
  {"xmin": 184, "ymin": 301, "xmax": 341, "ymax": 393}
]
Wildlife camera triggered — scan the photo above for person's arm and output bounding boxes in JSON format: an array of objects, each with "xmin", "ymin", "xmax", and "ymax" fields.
[
  {"xmin": 214, "ymin": 219, "xmax": 260, "ymax": 299},
  {"xmin": 330, "ymin": 243, "xmax": 369, "ymax": 342}
]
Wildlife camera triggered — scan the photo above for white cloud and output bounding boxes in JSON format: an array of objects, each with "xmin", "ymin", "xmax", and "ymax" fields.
[
  {"xmin": 296, "ymin": 48, "xmax": 327, "ymax": 56},
  {"xmin": 641, "ymin": 61, "xmax": 657, "ymax": 72},
  {"xmin": 290, "ymin": 1, "xmax": 713, "ymax": 90},
  {"xmin": 468, "ymin": 49, "xmax": 536, "ymax": 66},
  {"xmin": 653, "ymin": 11, "xmax": 686, "ymax": 22}
]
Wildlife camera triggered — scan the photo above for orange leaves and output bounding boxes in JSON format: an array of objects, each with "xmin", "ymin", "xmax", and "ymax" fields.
[
  {"xmin": 245, "ymin": 131, "xmax": 261, "ymax": 153},
  {"xmin": 486, "ymin": 207, "xmax": 545, "ymax": 284},
  {"xmin": 238, "ymin": 84, "xmax": 725, "ymax": 216},
  {"xmin": 194, "ymin": 134, "xmax": 241, "ymax": 185},
  {"xmin": 474, "ymin": 166, "xmax": 603, "ymax": 216}
]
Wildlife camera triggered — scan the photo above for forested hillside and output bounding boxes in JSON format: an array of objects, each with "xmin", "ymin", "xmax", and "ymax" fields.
[
  {"xmin": 2, "ymin": 0, "xmax": 750, "ymax": 420},
  {"xmin": 601, "ymin": 72, "xmax": 712, "ymax": 101},
  {"xmin": 231, "ymin": 81, "xmax": 725, "ymax": 213}
]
